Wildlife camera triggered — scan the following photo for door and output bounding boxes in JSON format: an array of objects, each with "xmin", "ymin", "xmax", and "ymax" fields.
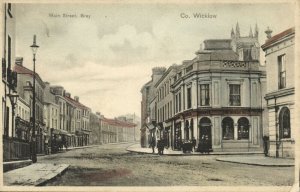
[{"xmin": 199, "ymin": 117, "xmax": 212, "ymax": 149}]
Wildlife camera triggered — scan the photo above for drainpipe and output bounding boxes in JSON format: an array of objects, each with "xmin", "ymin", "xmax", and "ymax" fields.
[{"xmin": 274, "ymin": 96, "xmax": 279, "ymax": 158}]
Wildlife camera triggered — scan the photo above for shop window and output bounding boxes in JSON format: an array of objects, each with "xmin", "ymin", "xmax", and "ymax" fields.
[
  {"xmin": 238, "ymin": 117, "xmax": 249, "ymax": 140},
  {"xmin": 229, "ymin": 84, "xmax": 241, "ymax": 106},
  {"xmin": 222, "ymin": 117, "xmax": 234, "ymax": 140},
  {"xmin": 279, "ymin": 107, "xmax": 290, "ymax": 139}
]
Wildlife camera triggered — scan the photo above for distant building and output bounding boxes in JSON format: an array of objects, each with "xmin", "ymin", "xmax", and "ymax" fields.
[
  {"xmin": 89, "ymin": 112, "xmax": 102, "ymax": 145},
  {"xmin": 140, "ymin": 67, "xmax": 166, "ymax": 147},
  {"xmin": 117, "ymin": 113, "xmax": 141, "ymax": 142},
  {"xmin": 100, "ymin": 116, "xmax": 136, "ymax": 144},
  {"xmin": 43, "ymin": 82, "xmax": 59, "ymax": 150},
  {"xmin": 64, "ymin": 95, "xmax": 91, "ymax": 146},
  {"xmin": 261, "ymin": 27, "xmax": 295, "ymax": 158}
]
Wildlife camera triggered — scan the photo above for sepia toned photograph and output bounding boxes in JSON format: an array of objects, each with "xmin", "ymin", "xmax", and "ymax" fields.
[{"xmin": 0, "ymin": 1, "xmax": 299, "ymax": 191}]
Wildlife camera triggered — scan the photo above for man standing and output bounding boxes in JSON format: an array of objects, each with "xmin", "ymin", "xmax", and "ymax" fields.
[{"xmin": 151, "ymin": 137, "xmax": 156, "ymax": 153}]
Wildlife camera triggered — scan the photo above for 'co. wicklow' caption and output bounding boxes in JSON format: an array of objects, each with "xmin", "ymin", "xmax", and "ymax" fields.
[
  {"xmin": 180, "ymin": 12, "xmax": 217, "ymax": 19},
  {"xmin": 49, "ymin": 13, "xmax": 91, "ymax": 19}
]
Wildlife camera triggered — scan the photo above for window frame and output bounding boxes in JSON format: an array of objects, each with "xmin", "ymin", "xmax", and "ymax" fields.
[
  {"xmin": 278, "ymin": 54, "xmax": 286, "ymax": 89},
  {"xmin": 200, "ymin": 84, "xmax": 210, "ymax": 106},
  {"xmin": 229, "ymin": 84, "xmax": 241, "ymax": 106}
]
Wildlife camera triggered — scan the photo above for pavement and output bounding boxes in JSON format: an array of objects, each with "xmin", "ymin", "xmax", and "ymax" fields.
[
  {"xmin": 126, "ymin": 143, "xmax": 264, "ymax": 156},
  {"xmin": 3, "ymin": 163, "xmax": 69, "ymax": 186},
  {"xmin": 126, "ymin": 143, "xmax": 294, "ymax": 167}
]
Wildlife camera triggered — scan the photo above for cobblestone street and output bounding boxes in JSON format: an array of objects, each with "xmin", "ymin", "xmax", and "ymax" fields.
[{"xmin": 38, "ymin": 143, "xmax": 295, "ymax": 186}]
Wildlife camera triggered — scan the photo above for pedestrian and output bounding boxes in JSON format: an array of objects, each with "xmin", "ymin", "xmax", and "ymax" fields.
[
  {"xmin": 157, "ymin": 140, "xmax": 164, "ymax": 155},
  {"xmin": 192, "ymin": 137, "xmax": 196, "ymax": 152},
  {"xmin": 44, "ymin": 137, "xmax": 49, "ymax": 155},
  {"xmin": 263, "ymin": 135, "xmax": 269, "ymax": 156},
  {"xmin": 151, "ymin": 137, "xmax": 156, "ymax": 153}
]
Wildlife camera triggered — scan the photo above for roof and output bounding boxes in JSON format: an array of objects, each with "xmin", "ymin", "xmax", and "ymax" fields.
[
  {"xmin": 64, "ymin": 96, "xmax": 89, "ymax": 110},
  {"xmin": 101, "ymin": 117, "xmax": 136, "ymax": 128},
  {"xmin": 154, "ymin": 64, "xmax": 178, "ymax": 88},
  {"xmin": 204, "ymin": 39, "xmax": 232, "ymax": 50},
  {"xmin": 196, "ymin": 49, "xmax": 238, "ymax": 61},
  {"xmin": 14, "ymin": 64, "xmax": 45, "ymax": 88},
  {"xmin": 261, "ymin": 27, "xmax": 295, "ymax": 50},
  {"xmin": 140, "ymin": 80, "xmax": 152, "ymax": 92}
]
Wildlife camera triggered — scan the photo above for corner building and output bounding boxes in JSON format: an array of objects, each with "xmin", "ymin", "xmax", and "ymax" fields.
[{"xmin": 151, "ymin": 23, "xmax": 267, "ymax": 152}]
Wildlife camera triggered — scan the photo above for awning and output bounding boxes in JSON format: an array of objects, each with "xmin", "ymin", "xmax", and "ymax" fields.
[
  {"xmin": 157, "ymin": 122, "xmax": 164, "ymax": 130},
  {"xmin": 51, "ymin": 128, "xmax": 72, "ymax": 136}
]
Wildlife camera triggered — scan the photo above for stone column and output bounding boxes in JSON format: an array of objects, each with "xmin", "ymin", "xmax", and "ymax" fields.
[{"xmin": 234, "ymin": 123, "xmax": 238, "ymax": 140}]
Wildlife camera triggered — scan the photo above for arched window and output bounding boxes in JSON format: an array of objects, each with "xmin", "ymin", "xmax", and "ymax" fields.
[
  {"xmin": 238, "ymin": 117, "xmax": 249, "ymax": 140},
  {"xmin": 222, "ymin": 117, "xmax": 234, "ymax": 140},
  {"xmin": 185, "ymin": 120, "xmax": 190, "ymax": 140},
  {"xmin": 279, "ymin": 107, "xmax": 290, "ymax": 139}
]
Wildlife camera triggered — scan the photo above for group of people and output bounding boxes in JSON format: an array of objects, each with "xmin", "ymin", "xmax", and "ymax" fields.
[
  {"xmin": 46, "ymin": 134, "xmax": 68, "ymax": 154},
  {"xmin": 150, "ymin": 137, "xmax": 198, "ymax": 155},
  {"xmin": 150, "ymin": 137, "xmax": 165, "ymax": 155}
]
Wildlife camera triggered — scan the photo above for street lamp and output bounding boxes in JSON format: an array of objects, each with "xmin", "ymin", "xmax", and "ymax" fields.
[
  {"xmin": 30, "ymin": 35, "xmax": 39, "ymax": 163},
  {"xmin": 7, "ymin": 93, "xmax": 19, "ymax": 137}
]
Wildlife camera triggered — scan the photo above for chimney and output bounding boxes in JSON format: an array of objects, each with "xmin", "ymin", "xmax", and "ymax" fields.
[
  {"xmin": 65, "ymin": 92, "xmax": 71, "ymax": 98},
  {"xmin": 74, "ymin": 96, "xmax": 79, "ymax": 102},
  {"xmin": 265, "ymin": 27, "xmax": 273, "ymax": 39},
  {"xmin": 15, "ymin": 57, "xmax": 23, "ymax": 66}
]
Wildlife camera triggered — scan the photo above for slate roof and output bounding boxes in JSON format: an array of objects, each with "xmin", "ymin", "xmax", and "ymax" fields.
[
  {"xmin": 14, "ymin": 64, "xmax": 45, "ymax": 87},
  {"xmin": 261, "ymin": 27, "xmax": 295, "ymax": 50}
]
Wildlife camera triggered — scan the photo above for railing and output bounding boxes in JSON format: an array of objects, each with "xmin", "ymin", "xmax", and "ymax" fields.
[{"xmin": 3, "ymin": 136, "xmax": 30, "ymax": 162}]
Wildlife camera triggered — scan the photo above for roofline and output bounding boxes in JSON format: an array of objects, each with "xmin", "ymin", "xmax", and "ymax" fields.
[
  {"xmin": 15, "ymin": 65, "xmax": 46, "ymax": 88},
  {"xmin": 261, "ymin": 27, "xmax": 295, "ymax": 50},
  {"xmin": 140, "ymin": 80, "xmax": 152, "ymax": 92},
  {"xmin": 154, "ymin": 65, "xmax": 178, "ymax": 88}
]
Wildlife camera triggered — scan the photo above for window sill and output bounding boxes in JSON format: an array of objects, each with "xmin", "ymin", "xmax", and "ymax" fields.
[{"xmin": 280, "ymin": 138, "xmax": 295, "ymax": 144}]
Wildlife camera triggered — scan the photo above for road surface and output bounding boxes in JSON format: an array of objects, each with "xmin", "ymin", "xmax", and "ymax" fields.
[{"xmin": 38, "ymin": 143, "xmax": 294, "ymax": 186}]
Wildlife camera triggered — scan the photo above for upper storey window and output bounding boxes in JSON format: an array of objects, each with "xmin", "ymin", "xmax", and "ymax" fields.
[
  {"xmin": 278, "ymin": 54, "xmax": 286, "ymax": 89},
  {"xmin": 229, "ymin": 84, "xmax": 241, "ymax": 106}
]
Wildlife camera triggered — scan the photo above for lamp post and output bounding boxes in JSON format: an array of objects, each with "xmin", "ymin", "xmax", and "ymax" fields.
[
  {"xmin": 7, "ymin": 93, "xmax": 19, "ymax": 137},
  {"xmin": 30, "ymin": 35, "xmax": 39, "ymax": 163}
]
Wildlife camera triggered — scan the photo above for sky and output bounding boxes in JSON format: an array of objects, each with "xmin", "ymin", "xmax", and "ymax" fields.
[{"xmin": 15, "ymin": 3, "xmax": 295, "ymax": 118}]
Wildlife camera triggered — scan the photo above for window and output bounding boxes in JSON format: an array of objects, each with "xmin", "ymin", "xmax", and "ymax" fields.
[
  {"xmin": 238, "ymin": 117, "xmax": 249, "ymax": 140},
  {"xmin": 184, "ymin": 120, "xmax": 190, "ymax": 140},
  {"xmin": 278, "ymin": 54, "xmax": 286, "ymax": 89},
  {"xmin": 167, "ymin": 102, "xmax": 169, "ymax": 119},
  {"xmin": 187, "ymin": 87, "xmax": 192, "ymax": 109},
  {"xmin": 7, "ymin": 3, "xmax": 13, "ymax": 18},
  {"xmin": 222, "ymin": 117, "xmax": 234, "ymax": 140},
  {"xmin": 178, "ymin": 92, "xmax": 181, "ymax": 112},
  {"xmin": 229, "ymin": 84, "xmax": 241, "ymax": 106},
  {"xmin": 279, "ymin": 107, "xmax": 290, "ymax": 139},
  {"xmin": 170, "ymin": 101, "xmax": 172, "ymax": 116},
  {"xmin": 8, "ymin": 36, "xmax": 11, "ymax": 68},
  {"xmin": 200, "ymin": 84, "xmax": 210, "ymax": 106},
  {"xmin": 175, "ymin": 95, "xmax": 178, "ymax": 113}
]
